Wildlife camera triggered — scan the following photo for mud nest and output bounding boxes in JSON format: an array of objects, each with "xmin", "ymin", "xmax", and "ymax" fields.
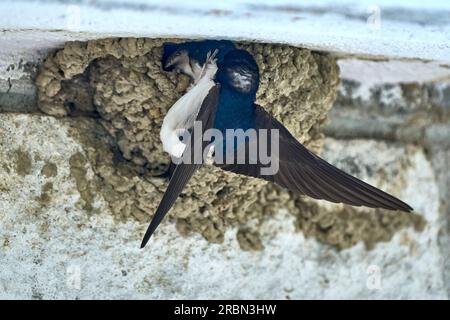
[{"xmin": 35, "ymin": 38, "xmax": 423, "ymax": 250}]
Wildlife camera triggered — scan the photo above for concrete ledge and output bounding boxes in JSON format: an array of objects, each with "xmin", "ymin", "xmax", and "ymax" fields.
[{"xmin": 1, "ymin": 0, "xmax": 450, "ymax": 63}]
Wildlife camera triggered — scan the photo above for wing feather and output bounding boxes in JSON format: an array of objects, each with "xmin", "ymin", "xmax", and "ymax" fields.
[{"xmin": 217, "ymin": 105, "xmax": 413, "ymax": 212}]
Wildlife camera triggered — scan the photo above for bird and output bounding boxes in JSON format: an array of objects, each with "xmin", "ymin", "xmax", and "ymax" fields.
[{"xmin": 140, "ymin": 40, "xmax": 413, "ymax": 248}]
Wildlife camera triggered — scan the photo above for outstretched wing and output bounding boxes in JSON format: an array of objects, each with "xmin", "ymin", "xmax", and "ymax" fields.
[
  {"xmin": 141, "ymin": 85, "xmax": 220, "ymax": 248},
  {"xmin": 217, "ymin": 105, "xmax": 413, "ymax": 212}
]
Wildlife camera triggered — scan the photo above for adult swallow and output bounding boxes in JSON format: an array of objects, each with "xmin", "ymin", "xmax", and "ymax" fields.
[{"xmin": 140, "ymin": 40, "xmax": 413, "ymax": 248}]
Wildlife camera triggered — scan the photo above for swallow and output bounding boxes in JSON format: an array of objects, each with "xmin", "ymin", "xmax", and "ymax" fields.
[{"xmin": 140, "ymin": 40, "xmax": 413, "ymax": 248}]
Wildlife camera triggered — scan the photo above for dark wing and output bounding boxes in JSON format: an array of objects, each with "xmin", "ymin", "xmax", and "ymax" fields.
[
  {"xmin": 217, "ymin": 105, "xmax": 413, "ymax": 212},
  {"xmin": 140, "ymin": 85, "xmax": 220, "ymax": 248}
]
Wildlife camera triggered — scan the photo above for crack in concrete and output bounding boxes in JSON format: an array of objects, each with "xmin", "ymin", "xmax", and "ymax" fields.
[
  {"xmin": 324, "ymin": 116, "xmax": 450, "ymax": 151},
  {"xmin": 6, "ymin": 78, "xmax": 12, "ymax": 94}
]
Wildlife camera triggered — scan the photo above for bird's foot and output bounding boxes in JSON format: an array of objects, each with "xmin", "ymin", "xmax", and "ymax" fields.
[{"xmin": 205, "ymin": 48, "xmax": 219, "ymax": 63}]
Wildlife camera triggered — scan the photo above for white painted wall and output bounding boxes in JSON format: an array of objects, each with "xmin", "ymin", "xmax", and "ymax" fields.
[{"xmin": 0, "ymin": 0, "xmax": 449, "ymax": 63}]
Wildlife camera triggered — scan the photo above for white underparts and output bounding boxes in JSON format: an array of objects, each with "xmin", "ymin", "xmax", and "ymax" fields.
[
  {"xmin": 160, "ymin": 60, "xmax": 218, "ymax": 158},
  {"xmin": 180, "ymin": 61, "xmax": 202, "ymax": 81}
]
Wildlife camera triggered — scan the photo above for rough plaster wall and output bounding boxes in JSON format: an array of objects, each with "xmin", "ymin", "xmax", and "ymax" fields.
[
  {"xmin": 324, "ymin": 74, "xmax": 450, "ymax": 296},
  {"xmin": 0, "ymin": 113, "xmax": 445, "ymax": 299},
  {"xmin": 431, "ymin": 150, "xmax": 450, "ymax": 296},
  {"xmin": 0, "ymin": 0, "xmax": 448, "ymax": 301},
  {"xmin": 32, "ymin": 38, "xmax": 424, "ymax": 250},
  {"xmin": 0, "ymin": 41, "xmax": 447, "ymax": 299}
]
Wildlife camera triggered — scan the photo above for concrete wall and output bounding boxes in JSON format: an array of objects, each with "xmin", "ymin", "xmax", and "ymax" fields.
[{"xmin": 0, "ymin": 0, "xmax": 449, "ymax": 299}]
